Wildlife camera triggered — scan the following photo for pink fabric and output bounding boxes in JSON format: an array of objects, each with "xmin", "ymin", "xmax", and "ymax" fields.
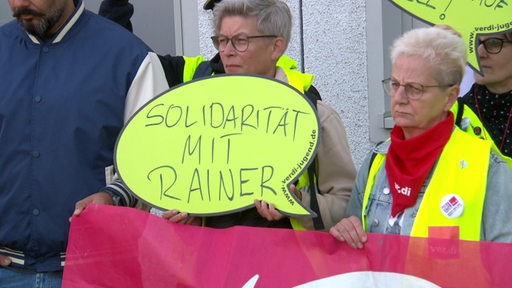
[{"xmin": 63, "ymin": 204, "xmax": 510, "ymax": 287}]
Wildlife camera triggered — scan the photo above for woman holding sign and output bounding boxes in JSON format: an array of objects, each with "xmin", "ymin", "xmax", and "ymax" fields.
[
  {"xmin": 81, "ymin": 0, "xmax": 357, "ymax": 232},
  {"xmin": 330, "ymin": 27, "xmax": 512, "ymax": 248}
]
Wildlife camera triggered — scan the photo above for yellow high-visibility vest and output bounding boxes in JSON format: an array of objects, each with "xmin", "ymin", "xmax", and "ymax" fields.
[{"xmin": 362, "ymin": 128, "xmax": 490, "ymax": 240}]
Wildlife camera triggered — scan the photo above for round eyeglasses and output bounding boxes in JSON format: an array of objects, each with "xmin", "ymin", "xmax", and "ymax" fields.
[
  {"xmin": 382, "ymin": 78, "xmax": 453, "ymax": 100},
  {"xmin": 478, "ymin": 37, "xmax": 512, "ymax": 54},
  {"xmin": 211, "ymin": 33, "xmax": 277, "ymax": 52}
]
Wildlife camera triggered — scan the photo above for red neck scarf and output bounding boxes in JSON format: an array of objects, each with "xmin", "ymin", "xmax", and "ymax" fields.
[{"xmin": 386, "ymin": 112, "xmax": 454, "ymax": 217}]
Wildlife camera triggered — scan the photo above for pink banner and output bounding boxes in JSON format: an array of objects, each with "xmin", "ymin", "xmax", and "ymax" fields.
[{"xmin": 63, "ymin": 204, "xmax": 511, "ymax": 287}]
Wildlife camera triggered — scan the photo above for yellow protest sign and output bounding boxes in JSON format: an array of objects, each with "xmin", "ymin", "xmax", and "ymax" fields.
[
  {"xmin": 115, "ymin": 75, "xmax": 319, "ymax": 217},
  {"xmin": 389, "ymin": 0, "xmax": 512, "ymax": 75}
]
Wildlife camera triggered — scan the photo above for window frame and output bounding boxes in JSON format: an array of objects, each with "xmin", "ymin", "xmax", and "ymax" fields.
[{"xmin": 366, "ymin": 1, "xmax": 428, "ymax": 142}]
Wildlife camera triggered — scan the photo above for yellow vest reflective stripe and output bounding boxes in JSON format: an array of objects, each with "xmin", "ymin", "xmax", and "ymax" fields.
[
  {"xmin": 182, "ymin": 56, "xmax": 207, "ymax": 82},
  {"xmin": 362, "ymin": 128, "xmax": 490, "ymax": 240},
  {"xmin": 283, "ymin": 69, "xmax": 314, "ymax": 96},
  {"xmin": 451, "ymin": 101, "xmax": 512, "ymax": 168}
]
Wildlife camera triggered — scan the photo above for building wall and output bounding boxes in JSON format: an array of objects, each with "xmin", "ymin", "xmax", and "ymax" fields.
[{"xmin": 303, "ymin": 1, "xmax": 370, "ymax": 168}]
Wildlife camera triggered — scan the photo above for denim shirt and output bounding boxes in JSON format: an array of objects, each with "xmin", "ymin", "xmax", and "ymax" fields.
[{"xmin": 346, "ymin": 140, "xmax": 512, "ymax": 242}]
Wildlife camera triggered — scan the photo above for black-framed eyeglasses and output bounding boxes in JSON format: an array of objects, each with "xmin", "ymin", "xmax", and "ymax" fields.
[
  {"xmin": 381, "ymin": 78, "xmax": 453, "ymax": 100},
  {"xmin": 211, "ymin": 33, "xmax": 277, "ymax": 52},
  {"xmin": 478, "ymin": 37, "xmax": 512, "ymax": 54}
]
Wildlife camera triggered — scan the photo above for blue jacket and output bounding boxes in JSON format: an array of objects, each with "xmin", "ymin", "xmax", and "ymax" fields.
[{"xmin": 0, "ymin": 0, "xmax": 167, "ymax": 272}]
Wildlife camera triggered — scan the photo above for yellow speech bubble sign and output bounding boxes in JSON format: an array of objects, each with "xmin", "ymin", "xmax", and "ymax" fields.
[
  {"xmin": 115, "ymin": 75, "xmax": 319, "ymax": 217},
  {"xmin": 389, "ymin": 0, "xmax": 512, "ymax": 75}
]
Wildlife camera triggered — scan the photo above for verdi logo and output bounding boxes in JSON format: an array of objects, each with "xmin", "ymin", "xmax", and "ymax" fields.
[{"xmin": 394, "ymin": 182, "xmax": 411, "ymax": 196}]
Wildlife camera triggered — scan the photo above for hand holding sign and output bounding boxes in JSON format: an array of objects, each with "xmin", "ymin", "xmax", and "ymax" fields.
[
  {"xmin": 389, "ymin": 0, "xmax": 512, "ymax": 75},
  {"xmin": 115, "ymin": 75, "xmax": 319, "ymax": 217}
]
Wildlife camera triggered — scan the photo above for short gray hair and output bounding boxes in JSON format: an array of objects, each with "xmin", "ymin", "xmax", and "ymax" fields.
[
  {"xmin": 390, "ymin": 27, "xmax": 467, "ymax": 86},
  {"xmin": 213, "ymin": 0, "xmax": 292, "ymax": 49}
]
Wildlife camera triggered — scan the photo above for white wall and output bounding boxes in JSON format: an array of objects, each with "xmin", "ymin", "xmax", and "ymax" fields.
[
  {"xmin": 303, "ymin": 1, "xmax": 370, "ymax": 168},
  {"xmin": 84, "ymin": 0, "xmax": 198, "ymax": 56}
]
